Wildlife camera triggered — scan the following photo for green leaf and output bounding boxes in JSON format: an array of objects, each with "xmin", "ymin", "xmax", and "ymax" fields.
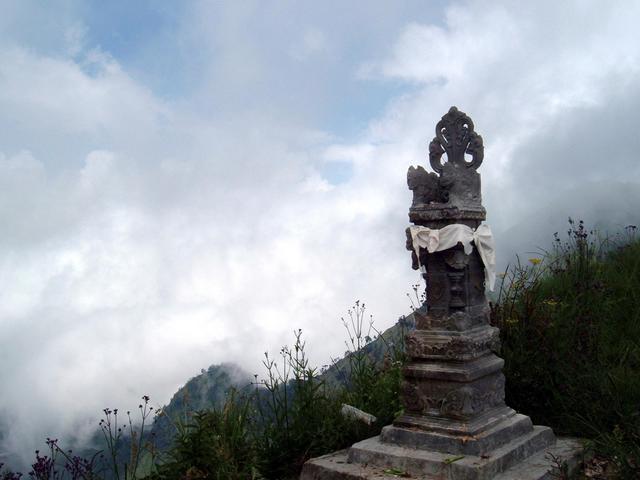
[
  {"xmin": 383, "ymin": 467, "xmax": 409, "ymax": 476},
  {"xmin": 443, "ymin": 455, "xmax": 465, "ymax": 464}
]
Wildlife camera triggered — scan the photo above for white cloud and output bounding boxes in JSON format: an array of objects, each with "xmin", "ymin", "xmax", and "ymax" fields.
[
  {"xmin": 290, "ymin": 28, "xmax": 329, "ymax": 61},
  {"xmin": 1, "ymin": 0, "xmax": 640, "ymax": 470},
  {"xmin": 64, "ymin": 22, "xmax": 87, "ymax": 58},
  {"xmin": 0, "ymin": 40, "xmax": 413, "ymax": 468},
  {"xmin": 359, "ymin": 1, "xmax": 640, "ymax": 243}
]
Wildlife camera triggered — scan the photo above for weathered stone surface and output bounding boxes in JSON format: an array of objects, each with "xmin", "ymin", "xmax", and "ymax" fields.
[
  {"xmin": 299, "ymin": 106, "xmax": 584, "ymax": 479},
  {"xmin": 493, "ymin": 437, "xmax": 587, "ymax": 480},
  {"xmin": 407, "ymin": 107, "xmax": 486, "ymax": 226},
  {"xmin": 405, "ymin": 326, "xmax": 500, "ymax": 361},
  {"xmin": 409, "ymin": 106, "xmax": 484, "ymax": 212},
  {"xmin": 347, "ymin": 427, "xmax": 555, "ymax": 480},
  {"xmin": 398, "ymin": 373, "xmax": 507, "ymax": 421},
  {"xmin": 381, "ymin": 413, "xmax": 534, "ymax": 455},
  {"xmin": 396, "ymin": 107, "xmax": 533, "ymax": 445},
  {"xmin": 300, "ymin": 450, "xmax": 406, "ymax": 480},
  {"xmin": 411, "ymin": 304, "xmax": 490, "ymax": 331},
  {"xmin": 301, "ymin": 436, "xmax": 585, "ymax": 480}
]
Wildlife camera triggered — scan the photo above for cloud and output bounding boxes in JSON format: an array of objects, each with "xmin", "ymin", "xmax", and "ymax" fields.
[
  {"xmin": 290, "ymin": 28, "xmax": 329, "ymax": 61},
  {"xmin": 1, "ymin": 0, "xmax": 640, "ymax": 470},
  {"xmin": 0, "ymin": 41, "xmax": 412, "ymax": 469},
  {"xmin": 359, "ymin": 0, "xmax": 640, "ymax": 256}
]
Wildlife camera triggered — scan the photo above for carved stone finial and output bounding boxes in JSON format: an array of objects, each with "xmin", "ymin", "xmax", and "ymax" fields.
[
  {"xmin": 407, "ymin": 106, "xmax": 485, "ymax": 218},
  {"xmin": 429, "ymin": 106, "xmax": 484, "ymax": 174}
]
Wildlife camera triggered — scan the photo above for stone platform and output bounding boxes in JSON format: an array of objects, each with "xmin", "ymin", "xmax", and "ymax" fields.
[{"xmin": 300, "ymin": 434, "xmax": 584, "ymax": 480}]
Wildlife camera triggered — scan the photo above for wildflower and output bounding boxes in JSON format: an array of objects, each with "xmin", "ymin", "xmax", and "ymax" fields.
[{"xmin": 528, "ymin": 258, "xmax": 542, "ymax": 265}]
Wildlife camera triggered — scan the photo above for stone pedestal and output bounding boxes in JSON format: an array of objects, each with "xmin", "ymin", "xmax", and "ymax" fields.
[
  {"xmin": 301, "ymin": 436, "xmax": 584, "ymax": 479},
  {"xmin": 300, "ymin": 107, "xmax": 584, "ymax": 479}
]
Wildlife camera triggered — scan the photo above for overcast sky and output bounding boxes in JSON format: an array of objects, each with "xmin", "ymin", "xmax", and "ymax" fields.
[{"xmin": 1, "ymin": 0, "xmax": 639, "ymax": 468}]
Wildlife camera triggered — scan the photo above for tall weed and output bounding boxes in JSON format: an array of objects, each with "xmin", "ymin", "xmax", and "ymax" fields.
[
  {"xmin": 149, "ymin": 390, "xmax": 257, "ymax": 480},
  {"xmin": 253, "ymin": 329, "xmax": 352, "ymax": 478},
  {"xmin": 492, "ymin": 221, "xmax": 640, "ymax": 477}
]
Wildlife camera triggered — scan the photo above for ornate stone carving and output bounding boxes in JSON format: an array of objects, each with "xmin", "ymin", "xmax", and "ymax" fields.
[
  {"xmin": 440, "ymin": 376, "xmax": 505, "ymax": 419},
  {"xmin": 449, "ymin": 311, "xmax": 472, "ymax": 330},
  {"xmin": 408, "ymin": 106, "xmax": 485, "ymax": 213},
  {"xmin": 405, "ymin": 328, "xmax": 500, "ymax": 360},
  {"xmin": 444, "ymin": 249, "xmax": 470, "ymax": 270},
  {"xmin": 412, "ymin": 304, "xmax": 490, "ymax": 331},
  {"xmin": 397, "ymin": 107, "xmax": 527, "ymax": 451},
  {"xmin": 407, "ymin": 166, "xmax": 449, "ymax": 206},
  {"xmin": 429, "ymin": 106, "xmax": 483, "ymax": 174},
  {"xmin": 440, "ymin": 386, "xmax": 478, "ymax": 419},
  {"xmin": 429, "ymin": 278, "xmax": 446, "ymax": 302},
  {"xmin": 447, "ymin": 271, "xmax": 466, "ymax": 309},
  {"xmin": 401, "ymin": 381, "xmax": 424, "ymax": 413}
]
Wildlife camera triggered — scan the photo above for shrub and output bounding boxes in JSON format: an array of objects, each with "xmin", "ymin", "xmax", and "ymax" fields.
[
  {"xmin": 492, "ymin": 221, "xmax": 640, "ymax": 478},
  {"xmin": 145, "ymin": 309, "xmax": 406, "ymax": 480},
  {"xmin": 149, "ymin": 390, "xmax": 257, "ymax": 480},
  {"xmin": 333, "ymin": 301, "xmax": 405, "ymax": 427},
  {"xmin": 253, "ymin": 329, "xmax": 356, "ymax": 479}
]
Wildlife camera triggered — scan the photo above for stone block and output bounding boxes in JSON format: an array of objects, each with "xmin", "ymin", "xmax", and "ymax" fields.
[
  {"xmin": 301, "ymin": 435, "xmax": 584, "ymax": 480},
  {"xmin": 381, "ymin": 413, "xmax": 534, "ymax": 455}
]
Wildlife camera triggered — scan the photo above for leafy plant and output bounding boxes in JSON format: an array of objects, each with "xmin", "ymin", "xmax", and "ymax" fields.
[
  {"xmin": 253, "ymin": 329, "xmax": 358, "ymax": 479},
  {"xmin": 333, "ymin": 301, "xmax": 406, "ymax": 426},
  {"xmin": 491, "ymin": 221, "xmax": 640, "ymax": 478},
  {"xmin": 149, "ymin": 390, "xmax": 257, "ymax": 480}
]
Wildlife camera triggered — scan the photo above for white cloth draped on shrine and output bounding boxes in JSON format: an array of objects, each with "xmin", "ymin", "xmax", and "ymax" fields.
[{"xmin": 408, "ymin": 224, "xmax": 496, "ymax": 291}]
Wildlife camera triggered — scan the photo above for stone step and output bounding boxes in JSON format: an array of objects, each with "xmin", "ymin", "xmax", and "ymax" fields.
[
  {"xmin": 382, "ymin": 412, "xmax": 534, "ymax": 455},
  {"xmin": 300, "ymin": 449, "xmax": 410, "ymax": 480},
  {"xmin": 300, "ymin": 435, "xmax": 585, "ymax": 479},
  {"xmin": 347, "ymin": 426, "xmax": 555, "ymax": 479},
  {"xmin": 493, "ymin": 437, "xmax": 585, "ymax": 480},
  {"xmin": 404, "ymin": 354, "xmax": 503, "ymax": 382}
]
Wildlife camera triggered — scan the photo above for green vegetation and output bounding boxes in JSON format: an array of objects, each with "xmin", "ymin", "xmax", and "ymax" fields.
[
  {"xmin": 150, "ymin": 391, "xmax": 257, "ymax": 480},
  {"xmin": 492, "ymin": 220, "xmax": 640, "ymax": 477},
  {"xmin": 150, "ymin": 304, "xmax": 407, "ymax": 480},
  {"xmin": 151, "ymin": 364, "xmax": 251, "ymax": 454},
  {"xmin": 3, "ymin": 221, "xmax": 639, "ymax": 479}
]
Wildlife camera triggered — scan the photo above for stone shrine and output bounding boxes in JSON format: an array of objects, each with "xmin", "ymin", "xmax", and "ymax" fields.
[{"xmin": 301, "ymin": 107, "xmax": 583, "ymax": 479}]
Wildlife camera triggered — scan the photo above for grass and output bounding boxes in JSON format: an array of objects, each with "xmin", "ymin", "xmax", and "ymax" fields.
[
  {"xmin": 149, "ymin": 391, "xmax": 258, "ymax": 480},
  {"xmin": 491, "ymin": 220, "xmax": 640, "ymax": 477}
]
